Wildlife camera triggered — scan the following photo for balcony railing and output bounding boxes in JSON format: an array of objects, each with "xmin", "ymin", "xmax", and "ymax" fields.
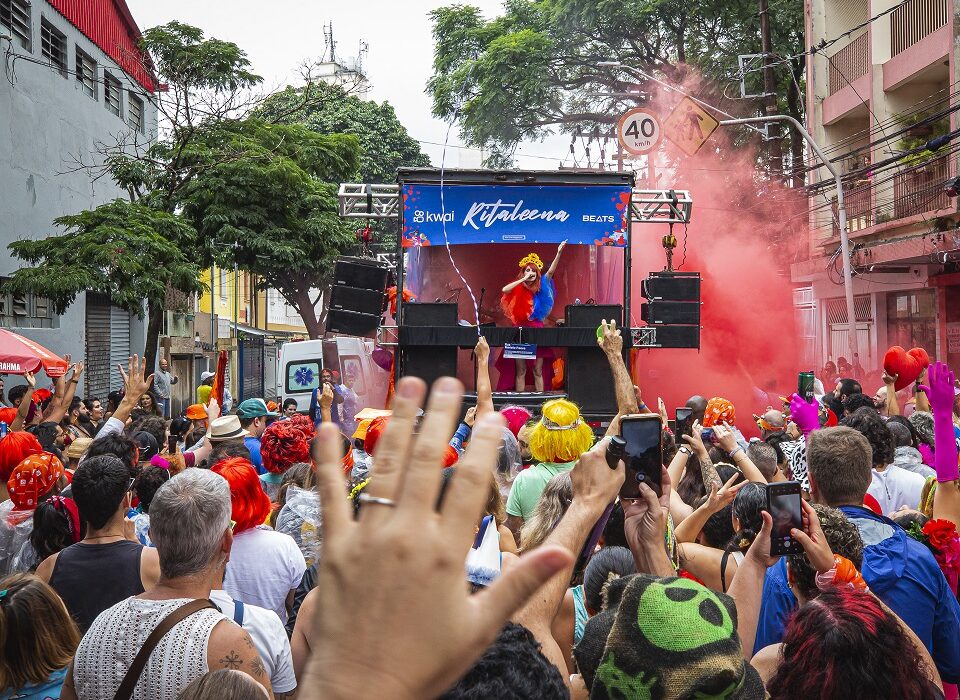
[
  {"xmin": 829, "ymin": 33, "xmax": 870, "ymax": 95},
  {"xmin": 891, "ymin": 0, "xmax": 948, "ymax": 57},
  {"xmin": 893, "ymin": 155, "xmax": 951, "ymax": 219},
  {"xmin": 831, "ymin": 182, "xmax": 873, "ymax": 238}
]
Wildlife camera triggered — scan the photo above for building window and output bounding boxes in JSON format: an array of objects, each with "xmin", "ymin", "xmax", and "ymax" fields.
[
  {"xmin": 76, "ymin": 48, "xmax": 96, "ymax": 99},
  {"xmin": 104, "ymin": 72, "xmax": 121, "ymax": 117},
  {"xmin": 887, "ymin": 290, "xmax": 937, "ymax": 355},
  {"xmin": 40, "ymin": 18, "xmax": 66, "ymax": 76},
  {"xmin": 127, "ymin": 92, "xmax": 144, "ymax": 132},
  {"xmin": 0, "ymin": 0, "xmax": 31, "ymax": 51},
  {"xmin": 0, "ymin": 281, "xmax": 59, "ymax": 329}
]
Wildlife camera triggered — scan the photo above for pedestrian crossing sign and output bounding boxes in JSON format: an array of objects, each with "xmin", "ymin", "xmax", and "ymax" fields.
[{"xmin": 663, "ymin": 97, "xmax": 720, "ymax": 156}]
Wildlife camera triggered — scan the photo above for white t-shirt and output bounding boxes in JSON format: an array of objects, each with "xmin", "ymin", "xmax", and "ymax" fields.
[
  {"xmin": 224, "ymin": 526, "xmax": 306, "ymax": 623},
  {"xmin": 867, "ymin": 465, "xmax": 927, "ymax": 514},
  {"xmin": 209, "ymin": 590, "xmax": 297, "ymax": 694}
]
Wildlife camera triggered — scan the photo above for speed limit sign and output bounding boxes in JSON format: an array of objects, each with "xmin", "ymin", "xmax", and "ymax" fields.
[{"xmin": 617, "ymin": 108, "xmax": 661, "ymax": 155}]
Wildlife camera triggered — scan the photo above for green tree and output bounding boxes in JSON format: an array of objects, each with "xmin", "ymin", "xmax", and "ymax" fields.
[
  {"xmin": 427, "ymin": 0, "xmax": 804, "ymax": 175},
  {"xmin": 5, "ymin": 22, "xmax": 265, "ymax": 370},
  {"xmin": 4, "ymin": 201, "xmax": 205, "ymax": 321},
  {"xmin": 259, "ymin": 81, "xmax": 430, "ymax": 183},
  {"xmin": 179, "ymin": 118, "xmax": 362, "ymax": 339}
]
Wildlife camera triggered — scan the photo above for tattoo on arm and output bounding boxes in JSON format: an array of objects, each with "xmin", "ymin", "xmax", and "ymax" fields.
[
  {"xmin": 698, "ymin": 455, "xmax": 721, "ymax": 490},
  {"xmin": 220, "ymin": 651, "xmax": 243, "ymax": 670}
]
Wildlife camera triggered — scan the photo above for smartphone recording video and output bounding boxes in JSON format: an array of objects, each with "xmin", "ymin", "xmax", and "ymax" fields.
[
  {"xmin": 798, "ymin": 371, "xmax": 816, "ymax": 403},
  {"xmin": 619, "ymin": 415, "xmax": 663, "ymax": 499},
  {"xmin": 767, "ymin": 481, "xmax": 803, "ymax": 556},
  {"xmin": 675, "ymin": 407, "xmax": 693, "ymax": 440}
]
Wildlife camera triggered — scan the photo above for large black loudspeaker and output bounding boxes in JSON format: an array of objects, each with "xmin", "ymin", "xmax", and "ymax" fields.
[
  {"xmin": 639, "ymin": 272, "xmax": 701, "ymax": 349},
  {"xmin": 400, "ymin": 303, "xmax": 459, "ymax": 385},
  {"xmin": 402, "ymin": 303, "xmax": 458, "ymax": 327},
  {"xmin": 642, "ymin": 273, "xmax": 700, "ymax": 301},
  {"xmin": 330, "ymin": 285, "xmax": 385, "ymax": 317},
  {"xmin": 328, "ymin": 309, "xmax": 380, "ymax": 337},
  {"xmin": 565, "ymin": 304, "xmax": 621, "ymax": 415},
  {"xmin": 641, "ymin": 301, "xmax": 700, "ymax": 325},
  {"xmin": 565, "ymin": 304, "xmax": 623, "ymax": 328},
  {"xmin": 328, "ymin": 257, "xmax": 389, "ymax": 338},
  {"xmin": 333, "ymin": 257, "xmax": 390, "ymax": 291}
]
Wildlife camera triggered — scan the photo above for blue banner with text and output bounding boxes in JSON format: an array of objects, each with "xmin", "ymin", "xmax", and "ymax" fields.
[{"xmin": 401, "ymin": 184, "xmax": 630, "ymax": 247}]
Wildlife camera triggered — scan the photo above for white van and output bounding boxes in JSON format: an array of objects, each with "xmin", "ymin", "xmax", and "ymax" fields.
[{"xmin": 278, "ymin": 337, "xmax": 390, "ymax": 417}]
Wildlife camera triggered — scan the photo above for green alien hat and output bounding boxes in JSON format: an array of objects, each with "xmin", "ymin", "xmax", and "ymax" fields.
[{"xmin": 590, "ymin": 574, "xmax": 767, "ymax": 700}]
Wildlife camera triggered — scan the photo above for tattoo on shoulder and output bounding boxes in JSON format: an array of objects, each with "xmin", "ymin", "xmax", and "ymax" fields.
[
  {"xmin": 220, "ymin": 651, "xmax": 243, "ymax": 670},
  {"xmin": 249, "ymin": 655, "xmax": 265, "ymax": 678}
]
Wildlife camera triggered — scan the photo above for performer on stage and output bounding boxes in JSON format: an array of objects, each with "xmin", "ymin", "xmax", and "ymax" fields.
[{"xmin": 501, "ymin": 241, "xmax": 566, "ymax": 392}]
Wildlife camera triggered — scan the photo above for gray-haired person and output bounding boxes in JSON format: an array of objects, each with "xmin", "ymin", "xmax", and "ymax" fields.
[{"xmin": 64, "ymin": 470, "xmax": 272, "ymax": 700}]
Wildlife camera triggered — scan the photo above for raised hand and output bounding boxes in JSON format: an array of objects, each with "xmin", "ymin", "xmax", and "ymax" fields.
[
  {"xmin": 789, "ymin": 392, "xmax": 820, "ymax": 437},
  {"xmin": 789, "ymin": 500, "xmax": 835, "ymax": 574},
  {"xmin": 713, "ymin": 422, "xmax": 738, "ymax": 454},
  {"xmin": 305, "ymin": 377, "xmax": 571, "ymax": 700},
  {"xmin": 464, "ymin": 406, "xmax": 477, "ymax": 428},
  {"xmin": 118, "ymin": 355, "xmax": 153, "ymax": 400},
  {"xmin": 919, "ymin": 361, "xmax": 956, "ymax": 415},
  {"xmin": 474, "ymin": 336, "xmax": 490, "ymax": 363},
  {"xmin": 706, "ymin": 472, "xmax": 747, "ymax": 512},
  {"xmin": 23, "ymin": 371, "xmax": 35, "ymax": 389},
  {"xmin": 597, "ymin": 319, "xmax": 623, "ymax": 355}
]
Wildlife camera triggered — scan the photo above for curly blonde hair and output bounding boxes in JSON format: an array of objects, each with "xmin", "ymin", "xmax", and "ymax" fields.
[{"xmin": 529, "ymin": 398, "xmax": 594, "ymax": 463}]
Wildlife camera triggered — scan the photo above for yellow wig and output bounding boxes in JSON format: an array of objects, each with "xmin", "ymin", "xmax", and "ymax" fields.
[{"xmin": 529, "ymin": 398, "xmax": 595, "ymax": 463}]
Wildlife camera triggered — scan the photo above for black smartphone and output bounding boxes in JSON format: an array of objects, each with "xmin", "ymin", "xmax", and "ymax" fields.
[
  {"xmin": 619, "ymin": 415, "xmax": 663, "ymax": 499},
  {"xmin": 798, "ymin": 371, "xmax": 816, "ymax": 403},
  {"xmin": 675, "ymin": 407, "xmax": 693, "ymax": 440},
  {"xmin": 767, "ymin": 481, "xmax": 803, "ymax": 556}
]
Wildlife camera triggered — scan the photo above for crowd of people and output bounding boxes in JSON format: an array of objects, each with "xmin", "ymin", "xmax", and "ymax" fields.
[{"xmin": 0, "ymin": 325, "xmax": 959, "ymax": 699}]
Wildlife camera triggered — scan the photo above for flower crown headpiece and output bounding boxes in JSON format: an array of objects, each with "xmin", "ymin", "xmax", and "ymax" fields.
[{"xmin": 518, "ymin": 253, "xmax": 544, "ymax": 271}]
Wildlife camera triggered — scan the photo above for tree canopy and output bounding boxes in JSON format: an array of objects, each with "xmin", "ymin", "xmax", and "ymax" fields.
[
  {"xmin": 259, "ymin": 81, "xmax": 431, "ymax": 183},
  {"xmin": 4, "ymin": 201, "xmax": 205, "ymax": 316},
  {"xmin": 179, "ymin": 118, "xmax": 362, "ymax": 338},
  {"xmin": 427, "ymin": 0, "xmax": 804, "ymax": 172}
]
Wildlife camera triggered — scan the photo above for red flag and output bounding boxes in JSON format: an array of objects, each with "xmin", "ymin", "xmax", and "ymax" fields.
[{"xmin": 210, "ymin": 350, "xmax": 228, "ymax": 408}]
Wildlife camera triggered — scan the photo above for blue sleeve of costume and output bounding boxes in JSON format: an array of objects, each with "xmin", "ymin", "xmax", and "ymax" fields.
[
  {"xmin": 450, "ymin": 422, "xmax": 472, "ymax": 455},
  {"xmin": 753, "ymin": 559, "xmax": 797, "ymax": 654},
  {"xmin": 530, "ymin": 277, "xmax": 555, "ymax": 322},
  {"xmin": 933, "ymin": 574, "xmax": 960, "ymax": 683}
]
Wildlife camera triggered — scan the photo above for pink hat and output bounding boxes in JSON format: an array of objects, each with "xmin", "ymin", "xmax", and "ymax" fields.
[{"xmin": 500, "ymin": 406, "xmax": 532, "ymax": 438}]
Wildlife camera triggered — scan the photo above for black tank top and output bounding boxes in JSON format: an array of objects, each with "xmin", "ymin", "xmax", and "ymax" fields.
[{"xmin": 49, "ymin": 540, "xmax": 145, "ymax": 631}]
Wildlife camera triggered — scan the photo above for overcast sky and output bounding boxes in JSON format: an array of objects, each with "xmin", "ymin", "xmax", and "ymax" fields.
[{"xmin": 125, "ymin": 0, "xmax": 570, "ymax": 169}]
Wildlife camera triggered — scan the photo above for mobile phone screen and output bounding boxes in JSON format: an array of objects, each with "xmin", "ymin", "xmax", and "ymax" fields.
[
  {"xmin": 768, "ymin": 483, "xmax": 803, "ymax": 555},
  {"xmin": 675, "ymin": 408, "xmax": 693, "ymax": 439},
  {"xmin": 798, "ymin": 371, "xmax": 816, "ymax": 402},
  {"xmin": 619, "ymin": 417, "xmax": 663, "ymax": 499}
]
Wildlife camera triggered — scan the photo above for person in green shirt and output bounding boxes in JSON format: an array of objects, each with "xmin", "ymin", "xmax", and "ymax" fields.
[{"xmin": 505, "ymin": 398, "xmax": 595, "ymax": 539}]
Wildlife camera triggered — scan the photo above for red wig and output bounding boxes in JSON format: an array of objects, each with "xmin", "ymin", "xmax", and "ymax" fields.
[
  {"xmin": 260, "ymin": 418, "xmax": 312, "ymax": 474},
  {"xmin": 0, "ymin": 431, "xmax": 43, "ymax": 481},
  {"xmin": 212, "ymin": 457, "xmax": 271, "ymax": 533},
  {"xmin": 364, "ymin": 416, "xmax": 389, "ymax": 456},
  {"xmin": 0, "ymin": 407, "xmax": 17, "ymax": 426},
  {"xmin": 767, "ymin": 587, "xmax": 938, "ymax": 700}
]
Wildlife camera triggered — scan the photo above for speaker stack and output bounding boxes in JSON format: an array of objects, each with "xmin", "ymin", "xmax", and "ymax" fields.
[
  {"xmin": 327, "ymin": 257, "xmax": 389, "ymax": 337},
  {"xmin": 399, "ymin": 303, "xmax": 459, "ymax": 386},
  {"xmin": 639, "ymin": 272, "xmax": 700, "ymax": 349},
  {"xmin": 564, "ymin": 304, "xmax": 622, "ymax": 415}
]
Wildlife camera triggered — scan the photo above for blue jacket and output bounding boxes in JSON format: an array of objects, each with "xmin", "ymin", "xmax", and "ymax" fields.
[{"xmin": 754, "ymin": 505, "xmax": 960, "ymax": 683}]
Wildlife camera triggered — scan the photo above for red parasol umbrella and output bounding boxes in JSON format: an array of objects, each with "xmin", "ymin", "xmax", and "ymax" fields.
[{"xmin": 0, "ymin": 329, "xmax": 68, "ymax": 377}]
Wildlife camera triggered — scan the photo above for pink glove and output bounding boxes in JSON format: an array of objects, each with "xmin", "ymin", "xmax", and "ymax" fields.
[
  {"xmin": 919, "ymin": 361, "xmax": 959, "ymax": 482},
  {"xmin": 789, "ymin": 393, "xmax": 820, "ymax": 438}
]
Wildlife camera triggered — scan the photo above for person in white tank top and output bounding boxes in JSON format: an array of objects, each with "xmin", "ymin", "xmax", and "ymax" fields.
[{"xmin": 64, "ymin": 470, "xmax": 272, "ymax": 700}]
